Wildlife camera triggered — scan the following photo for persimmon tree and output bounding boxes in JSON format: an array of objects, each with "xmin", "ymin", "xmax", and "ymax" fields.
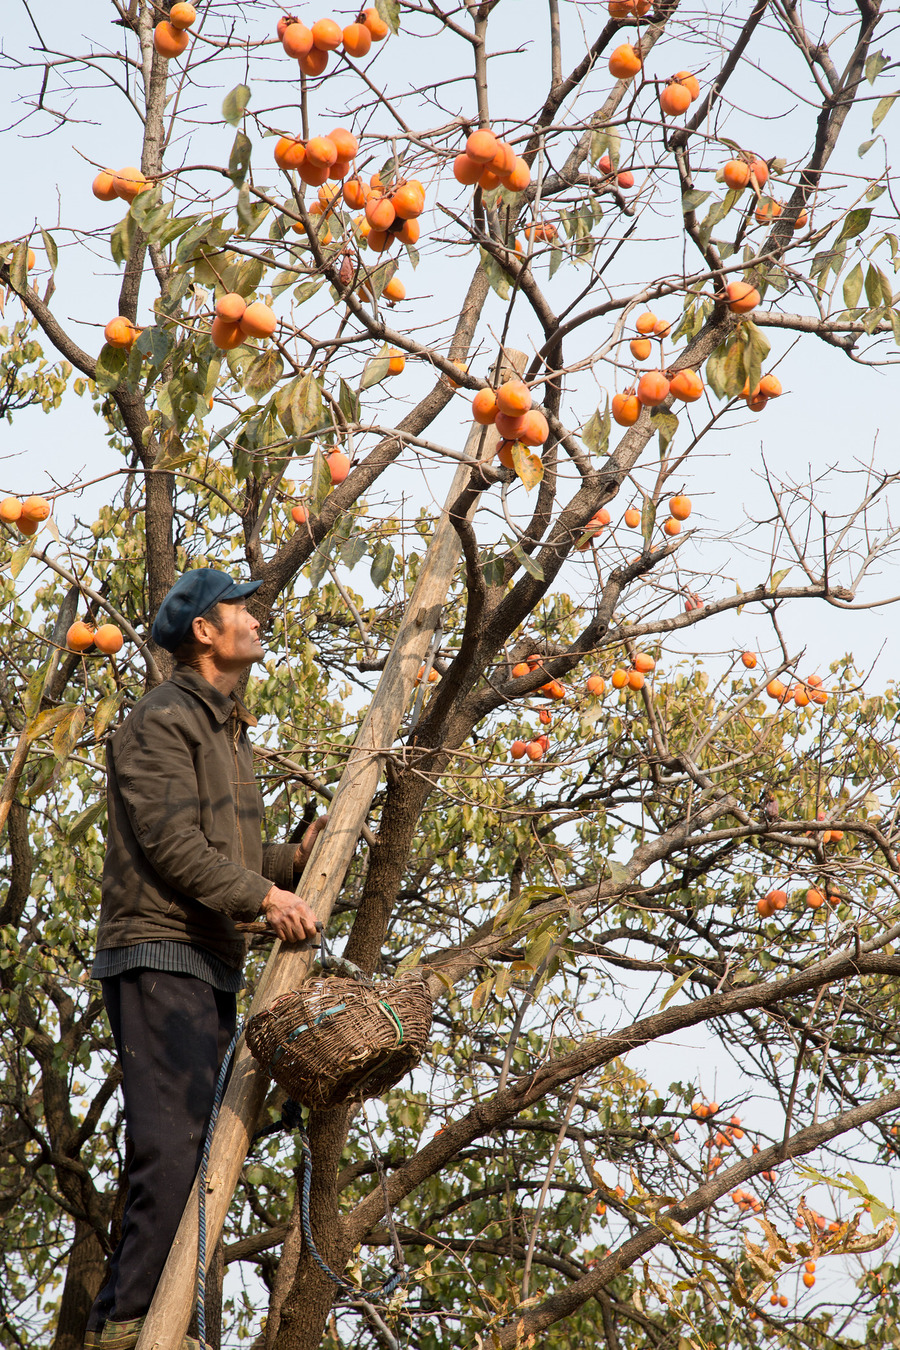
[{"xmin": 3, "ymin": 1, "xmax": 900, "ymax": 1348}]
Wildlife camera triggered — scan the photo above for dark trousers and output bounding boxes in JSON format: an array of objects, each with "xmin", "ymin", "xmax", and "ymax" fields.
[{"xmin": 87, "ymin": 970, "xmax": 236, "ymax": 1329}]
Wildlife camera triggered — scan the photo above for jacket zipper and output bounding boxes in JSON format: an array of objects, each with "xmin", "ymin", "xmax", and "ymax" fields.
[{"xmin": 232, "ymin": 711, "xmax": 246, "ymax": 866}]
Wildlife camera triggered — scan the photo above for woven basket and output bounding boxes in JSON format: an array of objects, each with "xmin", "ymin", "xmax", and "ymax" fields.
[{"xmin": 246, "ymin": 971, "xmax": 433, "ymax": 1109}]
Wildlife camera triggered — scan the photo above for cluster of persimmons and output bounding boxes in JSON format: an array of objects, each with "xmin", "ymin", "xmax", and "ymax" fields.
[
  {"xmin": 277, "ymin": 8, "xmax": 388, "ymax": 74},
  {"xmin": 0, "ymin": 493, "xmax": 52, "ymax": 537}
]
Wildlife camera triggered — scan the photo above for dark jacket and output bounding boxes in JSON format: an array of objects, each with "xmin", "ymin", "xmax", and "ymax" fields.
[{"xmin": 96, "ymin": 664, "xmax": 297, "ymax": 968}]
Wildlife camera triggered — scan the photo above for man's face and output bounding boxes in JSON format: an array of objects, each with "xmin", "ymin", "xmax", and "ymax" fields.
[{"xmin": 199, "ymin": 599, "xmax": 264, "ymax": 670}]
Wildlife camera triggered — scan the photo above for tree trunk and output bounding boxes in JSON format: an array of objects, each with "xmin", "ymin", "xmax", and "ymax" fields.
[
  {"xmin": 52, "ymin": 1220, "xmax": 108, "ymax": 1350},
  {"xmin": 272, "ymin": 1106, "xmax": 350, "ymax": 1350}
]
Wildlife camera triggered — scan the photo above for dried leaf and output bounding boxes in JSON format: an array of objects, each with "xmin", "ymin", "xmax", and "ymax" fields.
[
  {"xmin": 93, "ymin": 692, "xmax": 122, "ymax": 741},
  {"xmin": 51, "ymin": 705, "xmax": 86, "ymax": 763},
  {"xmin": 511, "ymin": 441, "xmax": 543, "ymax": 491},
  {"xmin": 471, "ymin": 974, "xmax": 494, "ymax": 1011}
]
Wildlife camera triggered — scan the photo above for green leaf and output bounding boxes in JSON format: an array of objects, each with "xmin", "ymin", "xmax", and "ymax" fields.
[
  {"xmin": 759, "ymin": 262, "xmax": 788, "ymax": 295},
  {"xmin": 650, "ymin": 409, "xmax": 678, "ymax": 455},
  {"xmin": 223, "ymin": 83, "xmax": 251, "ymax": 127},
  {"xmin": 293, "ymin": 279, "xmax": 324, "ymax": 306},
  {"xmin": 697, "ymin": 192, "xmax": 738, "ymax": 249},
  {"xmin": 743, "ymin": 320, "xmax": 770, "ymax": 399},
  {"xmin": 524, "ymin": 927, "xmax": 557, "ymax": 971},
  {"xmin": 835, "ymin": 208, "xmax": 872, "ymax": 246},
  {"xmin": 291, "ymin": 371, "xmax": 325, "ymax": 437},
  {"xmin": 94, "ymin": 692, "xmax": 122, "ymax": 740},
  {"xmin": 720, "ymin": 332, "xmax": 747, "ymax": 397},
  {"xmin": 129, "ymin": 184, "xmax": 164, "ymax": 230},
  {"xmin": 769, "ymin": 566, "xmax": 792, "ymax": 592},
  {"xmin": 591, "ymin": 125, "xmax": 620, "ymax": 169},
  {"xmin": 866, "ymin": 50, "xmax": 887, "ymax": 84},
  {"xmin": 338, "ymin": 378, "xmax": 360, "ymax": 426},
  {"xmin": 704, "ymin": 344, "xmax": 727, "ymax": 399},
  {"xmin": 67, "ymin": 798, "xmax": 107, "ymax": 844},
  {"xmin": 865, "ymin": 264, "xmax": 882, "ymax": 308},
  {"xmin": 40, "ymin": 228, "xmax": 58, "ymax": 273},
  {"xmin": 243, "ymin": 348, "xmax": 284, "ymax": 398},
  {"xmin": 307, "ymin": 539, "xmax": 333, "ymax": 590},
  {"xmin": 873, "ymin": 93, "xmax": 896, "ymax": 132},
  {"xmin": 21, "ymin": 659, "xmax": 51, "ymax": 721},
  {"xmin": 370, "ymin": 540, "xmax": 395, "ymax": 588},
  {"xmin": 480, "ymin": 551, "xmax": 505, "ymax": 587},
  {"xmin": 608, "ymin": 859, "xmax": 629, "ymax": 885},
  {"xmin": 271, "ymin": 267, "xmax": 301, "ymax": 300},
  {"xmin": 360, "ymin": 343, "xmax": 391, "ymax": 390},
  {"xmin": 339, "ymin": 533, "xmax": 367, "ymax": 569},
  {"xmin": 889, "ymin": 309, "xmax": 900, "ymax": 346},
  {"xmin": 136, "ymin": 324, "xmax": 174, "ymax": 370},
  {"xmin": 510, "ymin": 541, "xmax": 544, "ymax": 580},
  {"xmin": 843, "ymin": 262, "xmax": 863, "ymax": 309},
  {"xmin": 478, "ymin": 247, "xmax": 511, "ymax": 300},
  {"xmin": 681, "ymin": 188, "xmax": 711, "ymax": 214},
  {"xmin": 229, "ymin": 256, "xmax": 265, "ymax": 297},
  {"xmin": 95, "ymin": 344, "xmax": 129, "ymax": 394},
  {"xmin": 236, "ymin": 183, "xmax": 269, "ymax": 236},
  {"xmin": 156, "ymin": 214, "xmax": 202, "ymax": 249},
  {"xmin": 110, "ymin": 213, "xmax": 137, "ymax": 268},
  {"xmin": 154, "ymin": 435, "xmax": 191, "ymax": 471},
  {"xmin": 175, "ymin": 217, "xmax": 213, "ymax": 264},
  {"xmin": 582, "ymin": 402, "xmax": 610, "ymax": 457},
  {"xmin": 228, "ymin": 131, "xmax": 252, "ymax": 187},
  {"xmin": 659, "ymin": 967, "xmax": 699, "ymax": 1011},
  {"xmin": 862, "ymin": 306, "xmax": 886, "ymax": 334},
  {"xmin": 9, "ymin": 539, "xmax": 35, "ymax": 581},
  {"xmin": 641, "ymin": 497, "xmax": 656, "ymax": 549},
  {"xmin": 511, "ymin": 442, "xmax": 543, "ymax": 492},
  {"xmin": 858, "ymin": 137, "xmax": 877, "ymax": 158},
  {"xmin": 375, "ymin": 0, "xmax": 401, "ymax": 32},
  {"xmin": 51, "ymin": 705, "xmax": 86, "ymax": 763},
  {"xmin": 310, "ymin": 447, "xmax": 331, "ymax": 511},
  {"xmin": 866, "ymin": 182, "xmax": 887, "ymax": 202},
  {"xmin": 126, "ymin": 342, "xmax": 144, "ymax": 388}
]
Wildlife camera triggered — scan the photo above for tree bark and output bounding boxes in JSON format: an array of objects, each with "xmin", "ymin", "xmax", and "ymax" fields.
[
  {"xmin": 273, "ymin": 1106, "xmax": 351, "ymax": 1350},
  {"xmin": 51, "ymin": 1220, "xmax": 108, "ymax": 1350}
]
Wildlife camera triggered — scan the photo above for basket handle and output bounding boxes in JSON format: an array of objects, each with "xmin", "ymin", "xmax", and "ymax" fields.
[{"xmin": 317, "ymin": 927, "xmax": 367, "ymax": 982}]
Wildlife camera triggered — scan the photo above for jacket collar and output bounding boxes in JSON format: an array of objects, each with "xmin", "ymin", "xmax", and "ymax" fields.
[{"xmin": 170, "ymin": 663, "xmax": 258, "ymax": 727}]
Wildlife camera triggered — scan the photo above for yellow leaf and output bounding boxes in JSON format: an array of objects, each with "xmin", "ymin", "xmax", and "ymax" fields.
[{"xmin": 512, "ymin": 441, "xmax": 543, "ymax": 491}]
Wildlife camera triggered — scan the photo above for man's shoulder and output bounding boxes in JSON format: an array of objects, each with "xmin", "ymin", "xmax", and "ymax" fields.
[{"xmin": 113, "ymin": 677, "xmax": 205, "ymax": 746}]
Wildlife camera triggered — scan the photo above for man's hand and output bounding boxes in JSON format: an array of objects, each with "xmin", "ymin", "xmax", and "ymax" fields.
[
  {"xmin": 293, "ymin": 813, "xmax": 328, "ymax": 874},
  {"xmin": 260, "ymin": 886, "xmax": 321, "ymax": 945}
]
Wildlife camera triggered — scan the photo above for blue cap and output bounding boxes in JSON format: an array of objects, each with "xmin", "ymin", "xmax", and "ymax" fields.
[{"xmin": 151, "ymin": 568, "xmax": 263, "ymax": 652}]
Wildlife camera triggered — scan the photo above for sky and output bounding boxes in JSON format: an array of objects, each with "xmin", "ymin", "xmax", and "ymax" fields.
[{"xmin": 2, "ymin": 0, "xmax": 898, "ymax": 696}]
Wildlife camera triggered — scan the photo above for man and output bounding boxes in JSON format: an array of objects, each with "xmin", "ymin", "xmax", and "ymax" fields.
[{"xmin": 85, "ymin": 568, "xmax": 322, "ymax": 1350}]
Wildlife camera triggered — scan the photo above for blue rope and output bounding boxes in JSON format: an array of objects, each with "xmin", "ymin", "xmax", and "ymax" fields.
[
  {"xmin": 197, "ymin": 1019, "xmax": 242, "ymax": 1349},
  {"xmin": 298, "ymin": 1127, "xmax": 404, "ymax": 1301}
]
